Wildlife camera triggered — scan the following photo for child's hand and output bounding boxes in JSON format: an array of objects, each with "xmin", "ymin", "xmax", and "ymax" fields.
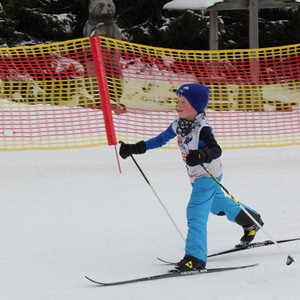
[
  {"xmin": 186, "ymin": 149, "xmax": 213, "ymax": 166},
  {"xmin": 119, "ymin": 141, "xmax": 146, "ymax": 159}
]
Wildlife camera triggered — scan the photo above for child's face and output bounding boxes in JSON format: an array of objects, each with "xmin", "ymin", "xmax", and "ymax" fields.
[{"xmin": 176, "ymin": 94, "xmax": 198, "ymax": 120}]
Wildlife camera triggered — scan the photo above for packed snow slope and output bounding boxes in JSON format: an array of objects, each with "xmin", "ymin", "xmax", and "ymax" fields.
[{"xmin": 1, "ymin": 145, "xmax": 300, "ymax": 300}]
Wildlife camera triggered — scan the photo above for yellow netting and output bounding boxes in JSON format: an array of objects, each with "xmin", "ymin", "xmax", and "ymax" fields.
[{"xmin": 0, "ymin": 36, "xmax": 299, "ymax": 150}]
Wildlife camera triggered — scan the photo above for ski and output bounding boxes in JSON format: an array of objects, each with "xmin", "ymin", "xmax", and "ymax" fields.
[
  {"xmin": 85, "ymin": 263, "xmax": 258, "ymax": 286},
  {"xmin": 157, "ymin": 237, "xmax": 300, "ymax": 265}
]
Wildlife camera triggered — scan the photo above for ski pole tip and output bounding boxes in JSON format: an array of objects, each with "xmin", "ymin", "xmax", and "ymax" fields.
[{"xmin": 286, "ymin": 255, "xmax": 294, "ymax": 266}]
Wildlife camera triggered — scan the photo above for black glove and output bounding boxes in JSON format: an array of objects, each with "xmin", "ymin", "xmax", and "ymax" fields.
[
  {"xmin": 185, "ymin": 148, "xmax": 213, "ymax": 166},
  {"xmin": 119, "ymin": 141, "xmax": 146, "ymax": 159}
]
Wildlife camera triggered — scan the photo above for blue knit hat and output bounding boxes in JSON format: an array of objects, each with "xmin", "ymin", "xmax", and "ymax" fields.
[{"xmin": 176, "ymin": 83, "xmax": 209, "ymax": 113}]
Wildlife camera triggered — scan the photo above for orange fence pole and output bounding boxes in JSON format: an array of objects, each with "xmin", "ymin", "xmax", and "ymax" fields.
[
  {"xmin": 89, "ymin": 36, "xmax": 117, "ymax": 146},
  {"xmin": 89, "ymin": 36, "xmax": 121, "ymax": 173}
]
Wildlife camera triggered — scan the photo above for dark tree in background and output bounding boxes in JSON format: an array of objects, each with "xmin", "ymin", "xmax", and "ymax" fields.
[
  {"xmin": 0, "ymin": 0, "xmax": 88, "ymax": 46},
  {"xmin": 259, "ymin": 8, "xmax": 300, "ymax": 47},
  {"xmin": 0, "ymin": 0, "xmax": 300, "ymax": 49},
  {"xmin": 219, "ymin": 8, "xmax": 300, "ymax": 49},
  {"xmin": 113, "ymin": 1, "xmax": 300, "ymax": 49},
  {"xmin": 113, "ymin": 0, "xmax": 212, "ymax": 49}
]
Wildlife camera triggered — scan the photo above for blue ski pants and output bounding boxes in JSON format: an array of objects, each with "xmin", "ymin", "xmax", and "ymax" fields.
[{"xmin": 185, "ymin": 175, "xmax": 255, "ymax": 262}]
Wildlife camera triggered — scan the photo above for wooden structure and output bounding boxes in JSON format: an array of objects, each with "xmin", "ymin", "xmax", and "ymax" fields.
[{"xmin": 163, "ymin": 0, "xmax": 300, "ymax": 49}]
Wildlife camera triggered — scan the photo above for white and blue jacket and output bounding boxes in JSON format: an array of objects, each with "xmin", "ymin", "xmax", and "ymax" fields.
[{"xmin": 144, "ymin": 114, "xmax": 223, "ymax": 183}]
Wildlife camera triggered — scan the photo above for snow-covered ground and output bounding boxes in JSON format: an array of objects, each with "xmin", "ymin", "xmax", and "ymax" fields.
[{"xmin": 1, "ymin": 145, "xmax": 300, "ymax": 299}]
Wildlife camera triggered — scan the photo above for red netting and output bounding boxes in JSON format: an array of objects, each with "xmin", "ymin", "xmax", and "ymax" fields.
[{"xmin": 0, "ymin": 37, "xmax": 299, "ymax": 150}]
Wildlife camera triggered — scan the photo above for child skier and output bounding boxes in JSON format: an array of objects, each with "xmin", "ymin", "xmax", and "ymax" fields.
[{"xmin": 119, "ymin": 83, "xmax": 264, "ymax": 272}]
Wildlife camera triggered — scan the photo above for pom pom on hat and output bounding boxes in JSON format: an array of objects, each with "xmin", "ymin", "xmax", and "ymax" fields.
[{"xmin": 176, "ymin": 83, "xmax": 209, "ymax": 113}]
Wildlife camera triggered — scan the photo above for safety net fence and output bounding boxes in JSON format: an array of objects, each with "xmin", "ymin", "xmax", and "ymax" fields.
[{"xmin": 0, "ymin": 36, "xmax": 299, "ymax": 150}]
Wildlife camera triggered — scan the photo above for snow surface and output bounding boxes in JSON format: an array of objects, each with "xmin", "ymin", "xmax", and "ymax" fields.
[
  {"xmin": 1, "ymin": 144, "xmax": 300, "ymax": 299},
  {"xmin": 163, "ymin": 0, "xmax": 300, "ymax": 10},
  {"xmin": 164, "ymin": 0, "xmax": 226, "ymax": 10}
]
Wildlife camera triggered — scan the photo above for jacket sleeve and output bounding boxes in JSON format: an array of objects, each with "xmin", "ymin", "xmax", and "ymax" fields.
[
  {"xmin": 144, "ymin": 124, "xmax": 176, "ymax": 150},
  {"xmin": 200, "ymin": 126, "xmax": 222, "ymax": 159}
]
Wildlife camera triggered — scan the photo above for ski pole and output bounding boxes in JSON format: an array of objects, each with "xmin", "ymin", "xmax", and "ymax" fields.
[
  {"xmin": 200, "ymin": 163, "xmax": 294, "ymax": 266},
  {"xmin": 129, "ymin": 153, "xmax": 185, "ymax": 242}
]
